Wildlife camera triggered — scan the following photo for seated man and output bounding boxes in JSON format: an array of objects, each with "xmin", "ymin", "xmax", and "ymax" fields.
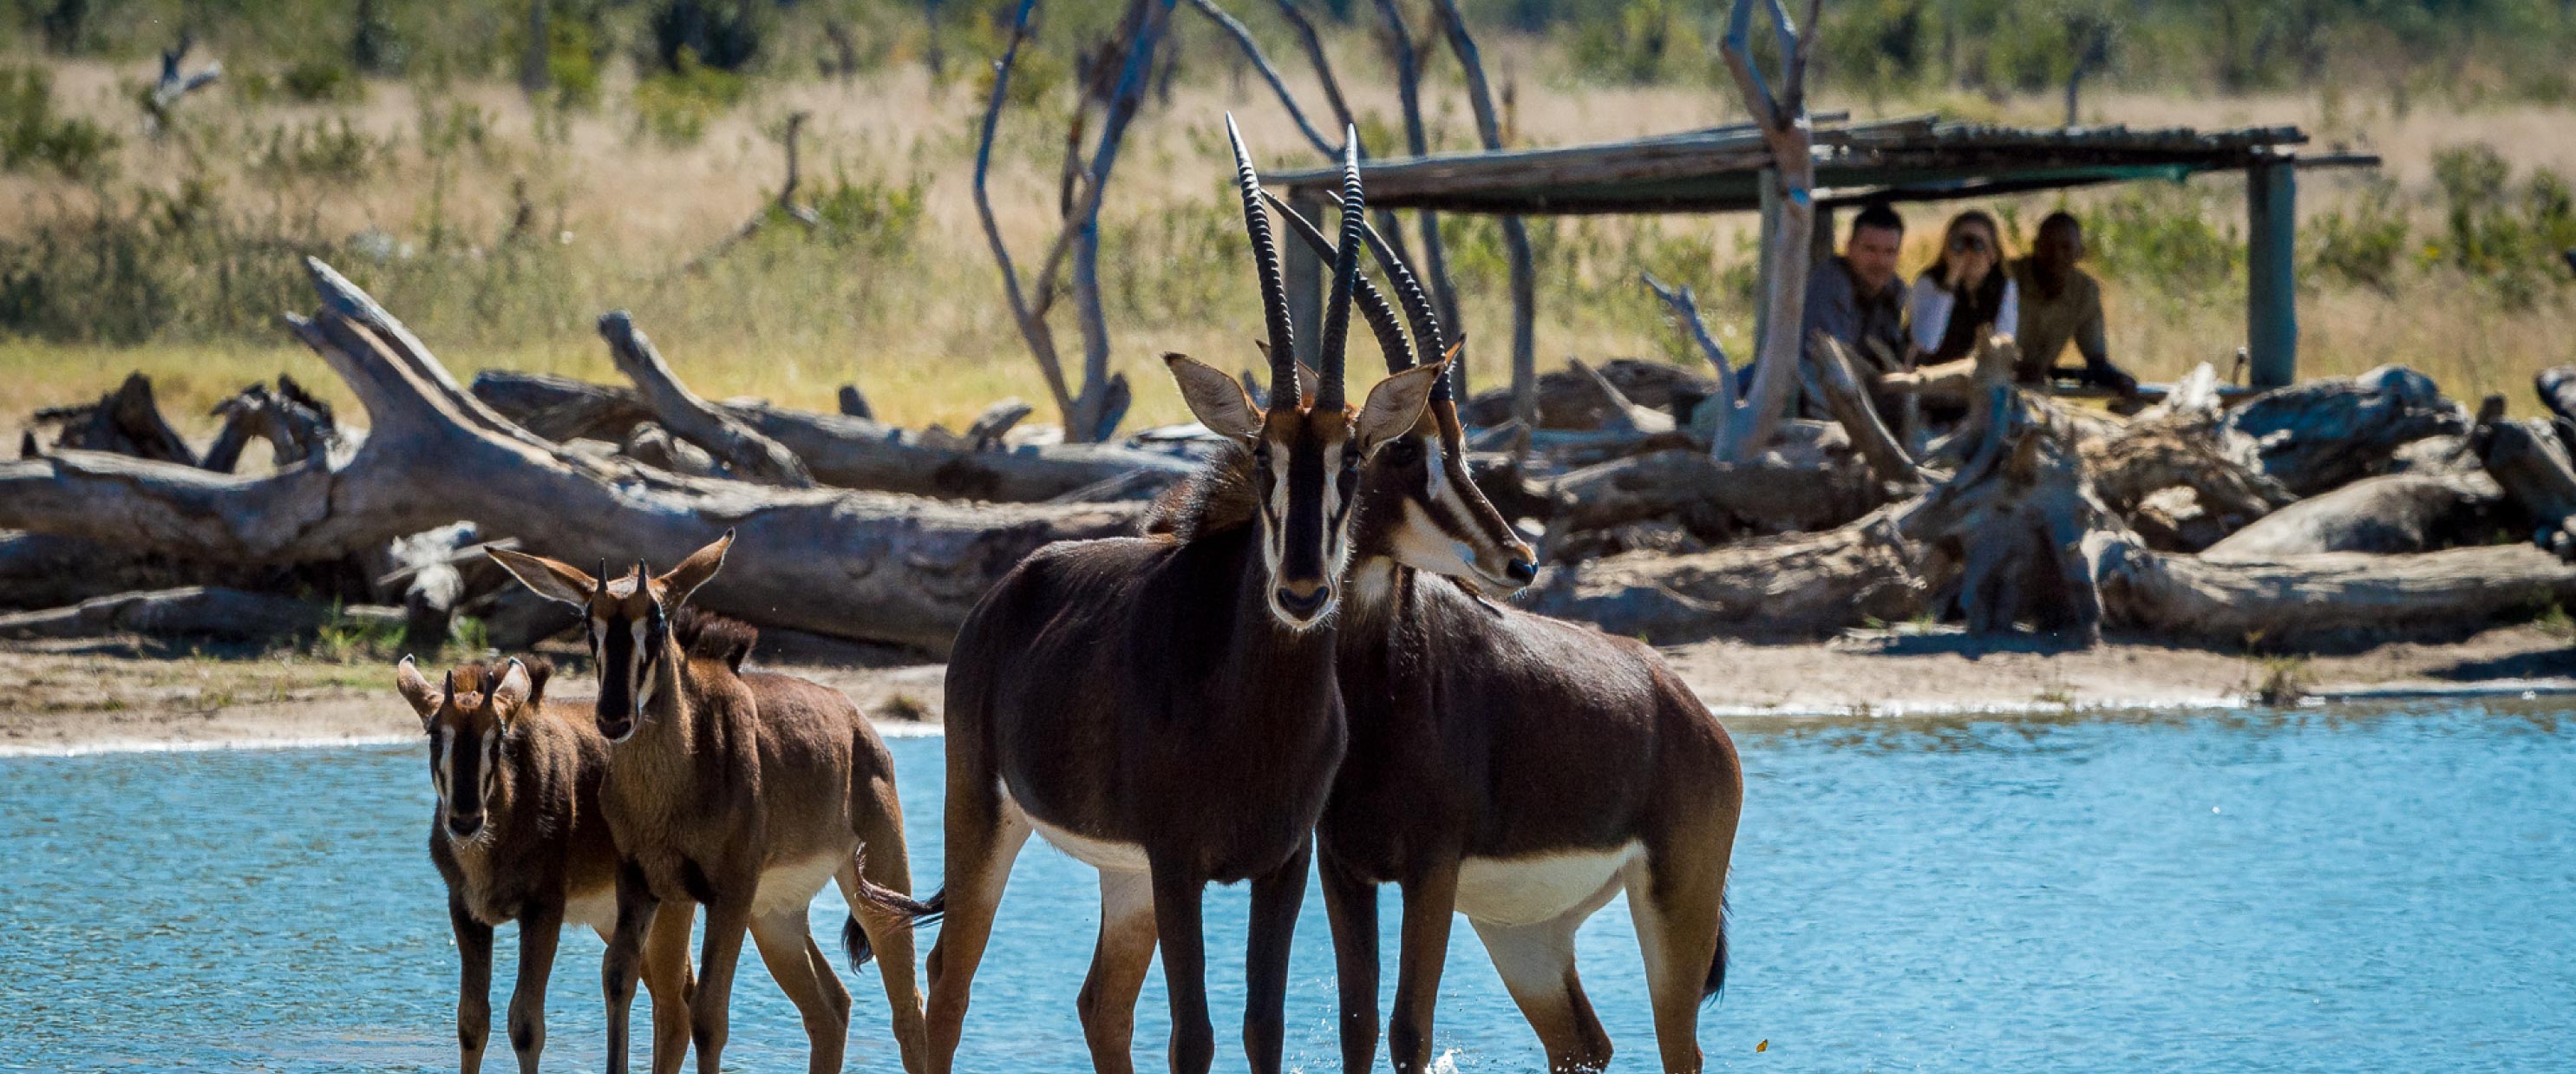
[
  {"xmin": 1801, "ymin": 200, "xmax": 1910, "ymax": 372},
  {"xmin": 2010, "ymin": 212, "xmax": 2138, "ymax": 396}
]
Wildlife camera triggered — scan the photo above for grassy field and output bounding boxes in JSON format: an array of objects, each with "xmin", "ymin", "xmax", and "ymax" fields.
[{"xmin": 5, "ymin": 41, "xmax": 2575, "ymax": 450}]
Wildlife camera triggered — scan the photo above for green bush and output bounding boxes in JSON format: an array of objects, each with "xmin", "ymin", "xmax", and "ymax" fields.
[
  {"xmin": 253, "ymin": 117, "xmax": 386, "ymax": 183},
  {"xmin": 1567, "ymin": 0, "xmax": 1705, "ymax": 85},
  {"xmin": 2082, "ymin": 182, "xmax": 2240, "ymax": 287},
  {"xmin": 809, "ymin": 167, "xmax": 925, "ymax": 257},
  {"xmin": 279, "ymin": 59, "xmax": 363, "ymax": 103},
  {"xmin": 2430, "ymin": 145, "xmax": 2576, "ymax": 303},
  {"xmin": 2306, "ymin": 176, "xmax": 2411, "ymax": 291},
  {"xmin": 633, "ymin": 49, "xmax": 747, "ymax": 146},
  {"xmin": 0, "ymin": 66, "xmax": 116, "ymax": 179}
]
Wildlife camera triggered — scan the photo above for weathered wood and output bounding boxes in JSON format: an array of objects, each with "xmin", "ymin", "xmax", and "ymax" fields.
[
  {"xmin": 597, "ymin": 311, "xmax": 814, "ymax": 488},
  {"xmin": 2219, "ymin": 364, "xmax": 2465, "ymax": 495},
  {"xmin": 837, "ymin": 384, "xmax": 874, "ymax": 421},
  {"xmin": 2200, "ymin": 474, "xmax": 2503, "ymax": 560},
  {"xmin": 0, "ymin": 587, "xmax": 398, "ymax": 643},
  {"xmin": 1461, "ymin": 359, "xmax": 1716, "ymax": 431},
  {"xmin": 469, "ymin": 370, "xmax": 1196, "ymax": 501},
  {"xmin": 1522, "ymin": 507, "xmax": 1921, "ymax": 641},
  {"xmin": 1540, "ymin": 449, "xmax": 1877, "ymax": 553},
  {"xmin": 2095, "ymin": 541, "xmax": 2576, "ymax": 647},
  {"xmin": 31, "ymin": 372, "xmax": 198, "ymax": 466},
  {"xmin": 0, "ymin": 259, "xmax": 1146, "ymax": 654},
  {"xmin": 2475, "ymin": 416, "xmax": 2576, "ymax": 560},
  {"xmin": 621, "ymin": 422, "xmax": 722, "ymax": 478},
  {"xmin": 1717, "ymin": 0, "xmax": 1824, "ymax": 462},
  {"xmin": 1807, "ymin": 333, "xmax": 1919, "ymax": 488},
  {"xmin": 2080, "ymin": 406, "xmax": 2293, "ymax": 553},
  {"xmin": 203, "ymin": 376, "xmax": 339, "ymax": 473}
]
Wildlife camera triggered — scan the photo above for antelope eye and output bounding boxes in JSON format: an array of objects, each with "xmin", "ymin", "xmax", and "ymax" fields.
[{"xmin": 1384, "ymin": 438, "xmax": 1420, "ymax": 462}]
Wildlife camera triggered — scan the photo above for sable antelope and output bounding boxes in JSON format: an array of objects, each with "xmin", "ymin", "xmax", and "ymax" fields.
[
  {"xmin": 486, "ymin": 534, "xmax": 929, "ymax": 1074},
  {"xmin": 866, "ymin": 120, "xmax": 1446, "ymax": 1074},
  {"xmin": 396, "ymin": 654, "xmax": 691, "ymax": 1074},
  {"xmin": 1273, "ymin": 199, "xmax": 1744, "ymax": 1073}
]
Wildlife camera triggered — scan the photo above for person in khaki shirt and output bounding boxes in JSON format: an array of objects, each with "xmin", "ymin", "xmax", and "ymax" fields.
[{"xmin": 2009, "ymin": 212, "xmax": 2138, "ymax": 396}]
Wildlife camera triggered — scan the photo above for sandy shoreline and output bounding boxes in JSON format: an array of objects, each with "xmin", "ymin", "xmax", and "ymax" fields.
[{"xmin": 3, "ymin": 626, "xmax": 2572, "ymax": 755}]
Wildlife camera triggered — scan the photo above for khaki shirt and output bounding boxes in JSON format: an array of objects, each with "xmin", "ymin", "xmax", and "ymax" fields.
[{"xmin": 2008, "ymin": 259, "xmax": 2109, "ymax": 383}]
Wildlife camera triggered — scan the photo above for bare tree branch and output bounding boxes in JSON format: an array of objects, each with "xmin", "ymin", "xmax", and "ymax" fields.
[
  {"xmin": 1717, "ymin": 0, "xmax": 1821, "ymax": 462},
  {"xmin": 973, "ymin": 0, "xmax": 1079, "ymax": 424},
  {"xmin": 1428, "ymin": 0, "xmax": 1537, "ymax": 433},
  {"xmin": 1187, "ymin": 0, "xmax": 1341, "ymax": 157}
]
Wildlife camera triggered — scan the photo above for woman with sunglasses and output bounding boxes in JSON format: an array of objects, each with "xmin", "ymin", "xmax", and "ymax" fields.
[{"xmin": 1906, "ymin": 209, "xmax": 2020, "ymax": 365}]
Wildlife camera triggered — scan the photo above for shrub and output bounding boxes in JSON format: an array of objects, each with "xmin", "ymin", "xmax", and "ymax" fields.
[
  {"xmin": 809, "ymin": 168, "xmax": 925, "ymax": 257},
  {"xmin": 280, "ymin": 59, "xmax": 363, "ymax": 103},
  {"xmin": 633, "ymin": 49, "xmax": 747, "ymax": 146},
  {"xmin": 2307, "ymin": 176, "xmax": 2410, "ymax": 291},
  {"xmin": 252, "ymin": 117, "xmax": 386, "ymax": 183},
  {"xmin": 0, "ymin": 65, "xmax": 118, "ymax": 179}
]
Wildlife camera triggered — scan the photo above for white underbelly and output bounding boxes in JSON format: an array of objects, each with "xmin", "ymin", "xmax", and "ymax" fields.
[
  {"xmin": 751, "ymin": 854, "xmax": 846, "ymax": 920},
  {"xmin": 1003, "ymin": 782, "xmax": 1150, "ymax": 874},
  {"xmin": 1453, "ymin": 842, "xmax": 1643, "ymax": 928},
  {"xmin": 563, "ymin": 886, "xmax": 619, "ymax": 934}
]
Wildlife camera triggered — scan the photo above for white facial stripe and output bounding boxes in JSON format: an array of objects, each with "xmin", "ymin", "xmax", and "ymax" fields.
[
  {"xmin": 1391, "ymin": 501, "xmax": 1479, "ymax": 575},
  {"xmin": 630, "ymin": 619, "xmax": 651, "ymax": 712},
  {"xmin": 433, "ymin": 725, "xmax": 454, "ymax": 805}
]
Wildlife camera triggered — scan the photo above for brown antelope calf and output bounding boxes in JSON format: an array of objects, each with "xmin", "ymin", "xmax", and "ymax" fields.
[
  {"xmin": 1272, "ymin": 200, "xmax": 1745, "ymax": 1073},
  {"xmin": 487, "ymin": 536, "xmax": 928, "ymax": 1074},
  {"xmin": 396, "ymin": 654, "xmax": 690, "ymax": 1074},
  {"xmin": 866, "ymin": 121, "xmax": 1446, "ymax": 1074}
]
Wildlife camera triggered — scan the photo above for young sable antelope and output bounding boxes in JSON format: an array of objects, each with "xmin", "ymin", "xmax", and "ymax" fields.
[
  {"xmin": 397, "ymin": 654, "xmax": 690, "ymax": 1074},
  {"xmin": 1277, "ymin": 201, "xmax": 1744, "ymax": 1074},
  {"xmin": 487, "ymin": 534, "xmax": 929, "ymax": 1074},
  {"xmin": 868, "ymin": 120, "xmax": 1446, "ymax": 1074}
]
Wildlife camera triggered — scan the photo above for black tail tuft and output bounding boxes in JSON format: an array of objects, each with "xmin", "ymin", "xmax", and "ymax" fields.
[
  {"xmin": 1702, "ymin": 895, "xmax": 1731, "ymax": 1005},
  {"xmin": 841, "ymin": 914, "xmax": 874, "ymax": 968}
]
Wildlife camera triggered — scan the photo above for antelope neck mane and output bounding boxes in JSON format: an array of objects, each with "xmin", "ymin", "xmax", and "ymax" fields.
[
  {"xmin": 1143, "ymin": 442, "xmax": 1259, "ymax": 541},
  {"xmin": 668, "ymin": 606, "xmax": 756, "ymax": 673},
  {"xmin": 447, "ymin": 658, "xmax": 556, "ymax": 710}
]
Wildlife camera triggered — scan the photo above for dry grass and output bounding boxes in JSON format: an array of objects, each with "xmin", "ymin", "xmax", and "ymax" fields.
[{"xmin": 4, "ymin": 49, "xmax": 2574, "ymax": 445}]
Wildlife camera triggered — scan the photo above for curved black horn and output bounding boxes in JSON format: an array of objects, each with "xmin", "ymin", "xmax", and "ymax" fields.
[
  {"xmin": 1315, "ymin": 131, "xmax": 1364, "ymax": 410},
  {"xmin": 1260, "ymin": 189, "xmax": 1414, "ymax": 374},
  {"xmin": 1357, "ymin": 219, "xmax": 1454, "ymax": 403},
  {"xmin": 1226, "ymin": 115, "xmax": 1297, "ymax": 409},
  {"xmin": 442, "ymin": 668, "xmax": 455, "ymax": 697},
  {"xmin": 595, "ymin": 560, "xmax": 610, "ymax": 597}
]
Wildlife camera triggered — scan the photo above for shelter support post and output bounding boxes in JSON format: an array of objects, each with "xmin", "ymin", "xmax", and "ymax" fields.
[
  {"xmin": 1285, "ymin": 186, "xmax": 1328, "ymax": 369},
  {"xmin": 2246, "ymin": 160, "xmax": 2298, "ymax": 388},
  {"xmin": 1811, "ymin": 203, "xmax": 1836, "ymax": 267}
]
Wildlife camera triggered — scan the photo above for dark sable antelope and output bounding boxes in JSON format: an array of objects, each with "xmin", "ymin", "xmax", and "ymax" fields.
[
  {"xmin": 872, "ymin": 120, "xmax": 1445, "ymax": 1074},
  {"xmin": 1273, "ymin": 200, "xmax": 1745, "ymax": 1073},
  {"xmin": 398, "ymin": 654, "xmax": 692, "ymax": 1074},
  {"xmin": 487, "ymin": 534, "xmax": 928, "ymax": 1074}
]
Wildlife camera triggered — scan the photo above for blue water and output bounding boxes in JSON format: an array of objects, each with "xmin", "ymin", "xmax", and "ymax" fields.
[{"xmin": 5, "ymin": 704, "xmax": 2574, "ymax": 1071}]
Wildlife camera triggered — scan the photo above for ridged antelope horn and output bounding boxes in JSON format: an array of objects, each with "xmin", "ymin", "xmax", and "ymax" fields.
[
  {"xmin": 1355, "ymin": 218, "xmax": 1454, "ymax": 403},
  {"xmin": 1226, "ymin": 115, "xmax": 1297, "ymax": 411},
  {"xmin": 595, "ymin": 560, "xmax": 610, "ymax": 598},
  {"xmin": 1315, "ymin": 129, "xmax": 1364, "ymax": 411},
  {"xmin": 1259, "ymin": 188, "xmax": 1415, "ymax": 374}
]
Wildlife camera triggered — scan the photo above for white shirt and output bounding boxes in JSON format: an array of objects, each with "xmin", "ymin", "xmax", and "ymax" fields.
[{"xmin": 1907, "ymin": 273, "xmax": 2020, "ymax": 357}]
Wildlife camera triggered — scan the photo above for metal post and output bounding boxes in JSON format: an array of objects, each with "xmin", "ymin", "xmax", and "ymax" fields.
[
  {"xmin": 1285, "ymin": 187, "xmax": 1328, "ymax": 371},
  {"xmin": 1811, "ymin": 203, "xmax": 1837, "ymax": 269},
  {"xmin": 2246, "ymin": 160, "xmax": 2298, "ymax": 388}
]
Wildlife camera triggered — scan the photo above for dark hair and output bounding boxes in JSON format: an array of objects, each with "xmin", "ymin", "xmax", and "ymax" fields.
[
  {"xmin": 1928, "ymin": 209, "xmax": 2007, "ymax": 281},
  {"xmin": 1851, "ymin": 201, "xmax": 1904, "ymax": 238},
  {"xmin": 2038, "ymin": 211, "xmax": 2082, "ymax": 238}
]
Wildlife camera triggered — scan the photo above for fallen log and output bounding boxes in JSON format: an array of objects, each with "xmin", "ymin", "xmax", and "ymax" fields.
[
  {"xmin": 1461, "ymin": 358, "xmax": 1715, "ymax": 429},
  {"xmin": 1522, "ymin": 508, "xmax": 1922, "ymax": 641},
  {"xmin": 203, "ymin": 376, "xmax": 339, "ymax": 473},
  {"xmin": 1808, "ymin": 333, "xmax": 1919, "ymax": 488},
  {"xmin": 469, "ymin": 370, "xmax": 1195, "ymax": 502},
  {"xmin": 29, "ymin": 372, "xmax": 198, "ymax": 465},
  {"xmin": 2081, "ymin": 407, "xmax": 2293, "ymax": 553},
  {"xmin": 2475, "ymin": 413, "xmax": 2576, "ymax": 560},
  {"xmin": 0, "ymin": 259, "xmax": 1146, "ymax": 654},
  {"xmin": 1539, "ymin": 449, "xmax": 1877, "ymax": 554},
  {"xmin": 0, "ymin": 586, "xmax": 400, "ymax": 643},
  {"xmin": 2095, "ymin": 541, "xmax": 2576, "ymax": 647},
  {"xmin": 2219, "ymin": 364, "xmax": 2465, "ymax": 495},
  {"xmin": 2200, "ymin": 474, "xmax": 2504, "ymax": 560},
  {"xmin": 597, "ymin": 311, "xmax": 814, "ymax": 488}
]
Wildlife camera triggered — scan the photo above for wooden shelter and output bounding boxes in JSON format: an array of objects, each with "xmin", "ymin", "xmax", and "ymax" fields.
[{"xmin": 1268, "ymin": 116, "xmax": 2377, "ymax": 389}]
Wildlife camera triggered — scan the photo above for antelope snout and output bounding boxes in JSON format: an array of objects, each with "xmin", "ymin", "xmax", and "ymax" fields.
[
  {"xmin": 1505, "ymin": 558, "xmax": 1538, "ymax": 586},
  {"xmin": 1274, "ymin": 580, "xmax": 1330, "ymax": 620}
]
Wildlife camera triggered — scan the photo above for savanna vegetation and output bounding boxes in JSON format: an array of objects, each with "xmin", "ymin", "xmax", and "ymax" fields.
[{"xmin": 2, "ymin": 0, "xmax": 2573, "ymax": 443}]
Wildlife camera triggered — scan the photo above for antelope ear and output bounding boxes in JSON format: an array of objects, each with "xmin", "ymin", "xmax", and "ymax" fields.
[
  {"xmin": 394, "ymin": 655, "xmax": 442, "ymax": 728},
  {"xmin": 1293, "ymin": 361, "xmax": 1321, "ymax": 408},
  {"xmin": 490, "ymin": 658, "xmax": 534, "ymax": 721},
  {"xmin": 1354, "ymin": 361, "xmax": 1447, "ymax": 454},
  {"xmin": 1167, "ymin": 353, "xmax": 1260, "ymax": 442},
  {"xmin": 486, "ymin": 547, "xmax": 597, "ymax": 607},
  {"xmin": 658, "ymin": 530, "xmax": 733, "ymax": 608}
]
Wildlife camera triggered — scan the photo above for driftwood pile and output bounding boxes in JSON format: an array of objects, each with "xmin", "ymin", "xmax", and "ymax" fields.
[{"xmin": 8, "ymin": 258, "xmax": 2576, "ymax": 659}]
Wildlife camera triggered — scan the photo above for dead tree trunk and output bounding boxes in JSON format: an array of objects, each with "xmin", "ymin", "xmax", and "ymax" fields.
[
  {"xmin": 1430, "ymin": 0, "xmax": 1536, "ymax": 430},
  {"xmin": 596, "ymin": 311, "xmax": 814, "ymax": 487},
  {"xmin": 468, "ymin": 370, "xmax": 1195, "ymax": 501},
  {"xmin": 0, "ymin": 259, "xmax": 1144, "ymax": 654},
  {"xmin": 1718, "ymin": 0, "xmax": 1824, "ymax": 462}
]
